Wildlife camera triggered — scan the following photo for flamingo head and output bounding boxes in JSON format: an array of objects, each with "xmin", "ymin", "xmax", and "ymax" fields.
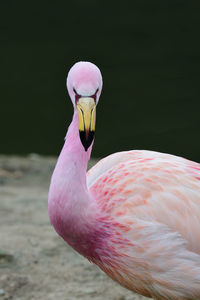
[{"xmin": 66, "ymin": 61, "xmax": 103, "ymax": 151}]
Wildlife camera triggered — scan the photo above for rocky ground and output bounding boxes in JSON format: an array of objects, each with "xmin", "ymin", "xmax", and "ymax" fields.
[{"xmin": 0, "ymin": 155, "xmax": 148, "ymax": 300}]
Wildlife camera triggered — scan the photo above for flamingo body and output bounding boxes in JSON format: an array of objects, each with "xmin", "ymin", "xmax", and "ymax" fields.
[
  {"xmin": 48, "ymin": 62, "xmax": 200, "ymax": 300},
  {"xmin": 88, "ymin": 150, "xmax": 200, "ymax": 299}
]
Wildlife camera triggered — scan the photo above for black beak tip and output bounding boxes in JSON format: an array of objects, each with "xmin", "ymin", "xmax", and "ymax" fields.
[
  {"xmin": 79, "ymin": 130, "xmax": 95, "ymax": 152},
  {"xmin": 84, "ymin": 145, "xmax": 89, "ymax": 152}
]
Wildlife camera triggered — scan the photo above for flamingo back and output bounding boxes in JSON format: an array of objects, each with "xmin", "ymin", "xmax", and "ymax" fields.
[{"xmin": 87, "ymin": 150, "xmax": 200, "ymax": 299}]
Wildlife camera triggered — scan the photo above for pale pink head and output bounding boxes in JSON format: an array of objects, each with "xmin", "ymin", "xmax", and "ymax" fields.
[
  {"xmin": 66, "ymin": 61, "xmax": 103, "ymax": 106},
  {"xmin": 66, "ymin": 61, "xmax": 103, "ymax": 151}
]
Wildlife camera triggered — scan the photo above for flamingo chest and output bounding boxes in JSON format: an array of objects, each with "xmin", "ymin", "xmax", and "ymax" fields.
[{"xmin": 50, "ymin": 209, "xmax": 111, "ymax": 260}]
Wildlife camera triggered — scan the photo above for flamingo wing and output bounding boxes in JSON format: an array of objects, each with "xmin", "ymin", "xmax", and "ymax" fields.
[{"xmin": 87, "ymin": 150, "xmax": 200, "ymax": 299}]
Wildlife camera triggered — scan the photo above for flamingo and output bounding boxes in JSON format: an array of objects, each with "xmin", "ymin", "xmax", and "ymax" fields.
[{"xmin": 48, "ymin": 61, "xmax": 200, "ymax": 300}]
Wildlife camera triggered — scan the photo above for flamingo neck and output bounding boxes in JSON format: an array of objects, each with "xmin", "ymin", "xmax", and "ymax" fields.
[
  {"xmin": 52, "ymin": 109, "xmax": 92, "ymax": 190},
  {"xmin": 48, "ymin": 109, "xmax": 114, "ymax": 261},
  {"xmin": 48, "ymin": 109, "xmax": 96, "ymax": 244},
  {"xmin": 63, "ymin": 109, "xmax": 92, "ymax": 185}
]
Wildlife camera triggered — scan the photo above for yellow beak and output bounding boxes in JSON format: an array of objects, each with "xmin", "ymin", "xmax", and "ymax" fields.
[{"xmin": 76, "ymin": 97, "xmax": 96, "ymax": 151}]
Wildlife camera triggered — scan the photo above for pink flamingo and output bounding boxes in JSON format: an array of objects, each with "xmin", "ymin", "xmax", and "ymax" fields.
[{"xmin": 48, "ymin": 61, "xmax": 200, "ymax": 299}]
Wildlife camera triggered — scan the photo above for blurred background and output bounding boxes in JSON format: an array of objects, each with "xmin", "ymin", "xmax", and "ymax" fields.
[{"xmin": 1, "ymin": 0, "xmax": 200, "ymax": 161}]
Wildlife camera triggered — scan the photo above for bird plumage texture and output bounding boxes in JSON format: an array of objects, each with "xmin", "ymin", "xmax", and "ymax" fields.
[
  {"xmin": 88, "ymin": 150, "xmax": 200, "ymax": 299},
  {"xmin": 48, "ymin": 61, "xmax": 200, "ymax": 300}
]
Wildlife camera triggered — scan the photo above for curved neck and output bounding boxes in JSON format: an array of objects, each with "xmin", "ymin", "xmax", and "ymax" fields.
[
  {"xmin": 48, "ymin": 109, "xmax": 111, "ymax": 260},
  {"xmin": 60, "ymin": 109, "xmax": 92, "ymax": 187},
  {"xmin": 48, "ymin": 109, "xmax": 95, "ymax": 238}
]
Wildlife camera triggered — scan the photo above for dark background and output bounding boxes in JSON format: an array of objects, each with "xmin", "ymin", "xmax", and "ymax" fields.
[{"xmin": 1, "ymin": 0, "xmax": 200, "ymax": 161}]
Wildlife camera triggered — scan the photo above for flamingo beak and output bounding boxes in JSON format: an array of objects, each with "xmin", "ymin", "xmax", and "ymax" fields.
[{"xmin": 76, "ymin": 97, "xmax": 96, "ymax": 151}]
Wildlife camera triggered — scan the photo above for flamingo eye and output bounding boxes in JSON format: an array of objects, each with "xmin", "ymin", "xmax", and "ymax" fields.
[{"xmin": 73, "ymin": 87, "xmax": 77, "ymax": 94}]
